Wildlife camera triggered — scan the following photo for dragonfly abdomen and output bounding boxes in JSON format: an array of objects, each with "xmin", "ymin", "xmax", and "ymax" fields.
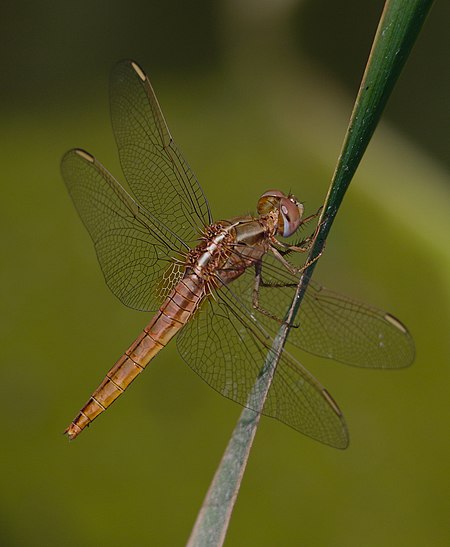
[{"xmin": 65, "ymin": 274, "xmax": 205, "ymax": 440}]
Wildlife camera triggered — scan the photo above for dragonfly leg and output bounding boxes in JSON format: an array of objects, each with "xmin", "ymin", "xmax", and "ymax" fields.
[
  {"xmin": 302, "ymin": 205, "xmax": 323, "ymax": 225},
  {"xmin": 252, "ymin": 260, "xmax": 298, "ymax": 326},
  {"xmin": 278, "ymin": 235, "xmax": 313, "ymax": 256},
  {"xmin": 270, "ymin": 245, "xmax": 323, "ymax": 276}
]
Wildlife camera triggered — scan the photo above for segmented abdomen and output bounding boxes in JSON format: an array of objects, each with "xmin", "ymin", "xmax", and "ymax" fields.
[{"xmin": 65, "ymin": 274, "xmax": 205, "ymax": 439}]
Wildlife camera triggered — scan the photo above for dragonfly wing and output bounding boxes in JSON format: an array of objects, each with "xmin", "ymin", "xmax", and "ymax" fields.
[
  {"xmin": 215, "ymin": 252, "xmax": 415, "ymax": 369},
  {"xmin": 110, "ymin": 59, "xmax": 212, "ymax": 246},
  {"xmin": 177, "ymin": 281, "xmax": 349, "ymax": 449},
  {"xmin": 61, "ymin": 149, "xmax": 184, "ymax": 311},
  {"xmin": 292, "ymin": 279, "xmax": 415, "ymax": 368}
]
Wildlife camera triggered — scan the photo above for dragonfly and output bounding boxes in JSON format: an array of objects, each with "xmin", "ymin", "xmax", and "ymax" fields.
[{"xmin": 61, "ymin": 59, "xmax": 414, "ymax": 448}]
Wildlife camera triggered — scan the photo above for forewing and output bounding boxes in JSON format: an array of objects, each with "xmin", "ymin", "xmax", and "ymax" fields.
[
  {"xmin": 177, "ymin": 283, "xmax": 348, "ymax": 449},
  {"xmin": 219, "ymin": 252, "xmax": 415, "ymax": 368},
  {"xmin": 110, "ymin": 60, "xmax": 212, "ymax": 245},
  {"xmin": 61, "ymin": 149, "xmax": 184, "ymax": 311}
]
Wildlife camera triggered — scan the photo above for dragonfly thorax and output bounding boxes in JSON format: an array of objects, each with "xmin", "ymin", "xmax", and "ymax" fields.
[
  {"xmin": 257, "ymin": 190, "xmax": 304, "ymax": 238},
  {"xmin": 187, "ymin": 222, "xmax": 236, "ymax": 280}
]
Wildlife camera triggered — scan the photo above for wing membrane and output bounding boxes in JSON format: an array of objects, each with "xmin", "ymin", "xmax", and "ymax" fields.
[
  {"xmin": 110, "ymin": 60, "xmax": 212, "ymax": 246},
  {"xmin": 177, "ymin": 283, "xmax": 349, "ymax": 448},
  {"xmin": 214, "ymin": 251, "xmax": 415, "ymax": 369},
  {"xmin": 61, "ymin": 149, "xmax": 184, "ymax": 311}
]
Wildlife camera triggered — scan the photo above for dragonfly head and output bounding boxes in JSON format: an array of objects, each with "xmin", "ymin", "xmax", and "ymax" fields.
[{"xmin": 257, "ymin": 190, "xmax": 304, "ymax": 237}]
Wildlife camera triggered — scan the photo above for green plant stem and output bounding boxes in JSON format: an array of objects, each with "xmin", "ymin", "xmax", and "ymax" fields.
[{"xmin": 187, "ymin": 1, "xmax": 434, "ymax": 545}]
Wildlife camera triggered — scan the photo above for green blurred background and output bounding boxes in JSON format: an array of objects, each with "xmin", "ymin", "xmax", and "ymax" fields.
[{"xmin": 1, "ymin": 1, "xmax": 449, "ymax": 546}]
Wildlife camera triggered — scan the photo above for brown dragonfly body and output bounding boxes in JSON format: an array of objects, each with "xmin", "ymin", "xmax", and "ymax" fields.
[
  {"xmin": 66, "ymin": 214, "xmax": 279, "ymax": 439},
  {"xmin": 62, "ymin": 60, "xmax": 414, "ymax": 447}
]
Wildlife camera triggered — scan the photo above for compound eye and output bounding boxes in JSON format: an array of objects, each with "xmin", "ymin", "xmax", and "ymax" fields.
[
  {"xmin": 278, "ymin": 197, "xmax": 302, "ymax": 237},
  {"xmin": 257, "ymin": 190, "xmax": 287, "ymax": 215}
]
